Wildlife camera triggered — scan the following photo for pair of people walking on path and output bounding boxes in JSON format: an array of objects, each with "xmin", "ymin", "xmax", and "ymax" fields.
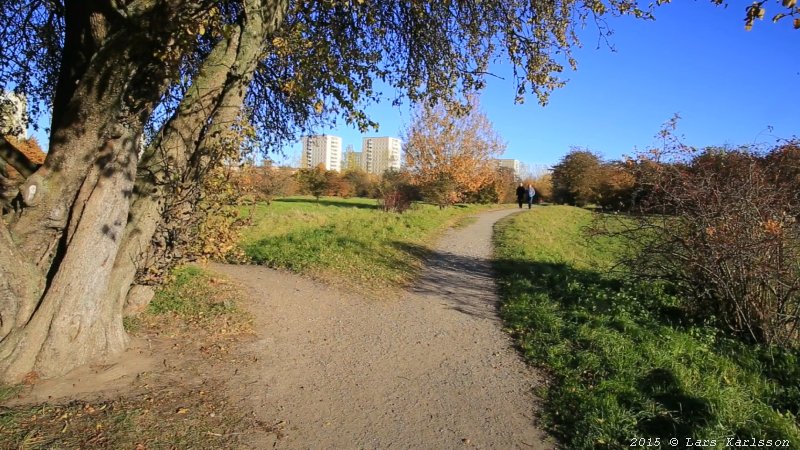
[{"xmin": 515, "ymin": 183, "xmax": 536, "ymax": 209}]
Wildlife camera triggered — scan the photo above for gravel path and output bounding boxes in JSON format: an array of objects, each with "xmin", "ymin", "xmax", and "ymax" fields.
[{"xmin": 211, "ymin": 208, "xmax": 553, "ymax": 449}]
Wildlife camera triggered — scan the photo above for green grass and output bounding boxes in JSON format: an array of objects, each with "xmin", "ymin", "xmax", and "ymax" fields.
[
  {"xmin": 239, "ymin": 196, "xmax": 499, "ymax": 289},
  {"xmin": 148, "ymin": 265, "xmax": 236, "ymax": 317},
  {"xmin": 123, "ymin": 264, "xmax": 252, "ymax": 337},
  {"xmin": 494, "ymin": 205, "xmax": 800, "ymax": 449},
  {"xmin": 0, "ymin": 384, "xmax": 21, "ymax": 403}
]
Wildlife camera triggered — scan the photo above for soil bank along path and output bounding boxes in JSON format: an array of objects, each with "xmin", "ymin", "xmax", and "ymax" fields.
[{"xmin": 212, "ymin": 208, "xmax": 553, "ymax": 449}]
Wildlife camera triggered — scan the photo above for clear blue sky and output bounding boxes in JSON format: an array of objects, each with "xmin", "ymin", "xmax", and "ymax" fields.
[{"xmin": 281, "ymin": 1, "xmax": 799, "ymax": 168}]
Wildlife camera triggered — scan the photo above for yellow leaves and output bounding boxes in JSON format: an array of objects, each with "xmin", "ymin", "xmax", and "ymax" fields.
[
  {"xmin": 281, "ymin": 80, "xmax": 297, "ymax": 95},
  {"xmin": 272, "ymin": 36, "xmax": 287, "ymax": 49},
  {"xmin": 314, "ymin": 100, "xmax": 324, "ymax": 113},
  {"xmin": 795, "ymin": 18, "xmax": 800, "ymax": 29},
  {"xmin": 744, "ymin": 2, "xmax": 764, "ymax": 30},
  {"xmin": 763, "ymin": 219, "xmax": 783, "ymax": 236},
  {"xmin": 590, "ymin": 0, "xmax": 607, "ymax": 15}
]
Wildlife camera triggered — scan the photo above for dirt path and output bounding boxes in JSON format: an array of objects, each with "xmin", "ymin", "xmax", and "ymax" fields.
[{"xmin": 211, "ymin": 208, "xmax": 553, "ymax": 449}]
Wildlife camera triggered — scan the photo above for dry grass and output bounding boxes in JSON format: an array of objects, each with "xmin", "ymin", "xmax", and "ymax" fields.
[{"xmin": 1, "ymin": 266, "xmax": 261, "ymax": 450}]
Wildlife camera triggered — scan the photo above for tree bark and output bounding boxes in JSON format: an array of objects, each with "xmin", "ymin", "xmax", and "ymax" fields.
[
  {"xmin": 0, "ymin": 3, "xmax": 167, "ymax": 381},
  {"xmin": 0, "ymin": 0, "xmax": 288, "ymax": 383},
  {"xmin": 107, "ymin": 0, "xmax": 286, "ymax": 319},
  {"xmin": 105, "ymin": 25, "xmax": 244, "ymax": 313},
  {"xmin": 0, "ymin": 132, "xmax": 139, "ymax": 381}
]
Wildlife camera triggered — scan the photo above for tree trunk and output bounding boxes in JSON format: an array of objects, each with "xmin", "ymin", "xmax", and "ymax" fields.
[
  {"xmin": 107, "ymin": 0, "xmax": 285, "ymax": 314},
  {"xmin": 0, "ymin": 0, "xmax": 287, "ymax": 383},
  {"xmin": 105, "ymin": 25, "xmax": 245, "ymax": 312}
]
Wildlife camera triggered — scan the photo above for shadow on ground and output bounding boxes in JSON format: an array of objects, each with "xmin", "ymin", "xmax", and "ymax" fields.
[
  {"xmin": 393, "ymin": 242, "xmax": 501, "ymax": 320},
  {"xmin": 491, "ymin": 256, "xmax": 800, "ymax": 448}
]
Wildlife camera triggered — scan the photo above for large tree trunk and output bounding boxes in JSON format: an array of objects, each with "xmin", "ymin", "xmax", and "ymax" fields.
[{"xmin": 0, "ymin": 0, "xmax": 287, "ymax": 383}]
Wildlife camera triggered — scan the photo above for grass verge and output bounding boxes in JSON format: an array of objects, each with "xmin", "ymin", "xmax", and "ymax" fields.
[
  {"xmin": 1, "ymin": 265, "xmax": 255, "ymax": 449},
  {"xmin": 240, "ymin": 196, "xmax": 499, "ymax": 290},
  {"xmin": 125, "ymin": 265, "xmax": 252, "ymax": 337},
  {"xmin": 494, "ymin": 205, "xmax": 800, "ymax": 449}
]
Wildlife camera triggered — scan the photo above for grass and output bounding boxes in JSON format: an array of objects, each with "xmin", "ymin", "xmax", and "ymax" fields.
[
  {"xmin": 1, "ymin": 265, "xmax": 254, "ymax": 449},
  {"xmin": 239, "ymin": 196, "xmax": 500, "ymax": 290},
  {"xmin": 124, "ymin": 265, "xmax": 252, "ymax": 337},
  {"xmin": 493, "ymin": 205, "xmax": 800, "ymax": 449}
]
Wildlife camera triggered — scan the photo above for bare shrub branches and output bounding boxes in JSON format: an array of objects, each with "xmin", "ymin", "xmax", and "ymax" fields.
[{"xmin": 596, "ymin": 136, "xmax": 800, "ymax": 347}]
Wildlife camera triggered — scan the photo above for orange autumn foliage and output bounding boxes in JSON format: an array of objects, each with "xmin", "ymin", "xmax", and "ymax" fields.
[{"xmin": 403, "ymin": 96, "xmax": 505, "ymax": 205}]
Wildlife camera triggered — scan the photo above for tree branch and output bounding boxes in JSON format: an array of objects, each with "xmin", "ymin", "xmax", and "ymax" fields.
[{"xmin": 0, "ymin": 136, "xmax": 41, "ymax": 178}]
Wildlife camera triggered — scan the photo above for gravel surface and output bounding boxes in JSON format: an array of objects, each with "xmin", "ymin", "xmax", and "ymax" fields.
[{"xmin": 211, "ymin": 208, "xmax": 554, "ymax": 449}]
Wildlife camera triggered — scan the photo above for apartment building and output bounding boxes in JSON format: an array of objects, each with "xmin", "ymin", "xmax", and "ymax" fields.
[
  {"xmin": 361, "ymin": 136, "xmax": 401, "ymax": 174},
  {"xmin": 300, "ymin": 134, "xmax": 343, "ymax": 172},
  {"xmin": 0, "ymin": 91, "xmax": 28, "ymax": 139},
  {"xmin": 495, "ymin": 158, "xmax": 521, "ymax": 177}
]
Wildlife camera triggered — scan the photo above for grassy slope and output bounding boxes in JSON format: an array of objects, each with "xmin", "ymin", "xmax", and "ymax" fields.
[
  {"xmin": 240, "ymin": 196, "xmax": 499, "ymax": 290},
  {"xmin": 494, "ymin": 205, "xmax": 800, "ymax": 449}
]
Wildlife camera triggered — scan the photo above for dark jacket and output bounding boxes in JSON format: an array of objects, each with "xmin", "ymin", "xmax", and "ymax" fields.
[{"xmin": 515, "ymin": 186, "xmax": 526, "ymax": 200}]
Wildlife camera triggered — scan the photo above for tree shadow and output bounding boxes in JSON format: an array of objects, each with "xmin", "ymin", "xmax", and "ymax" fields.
[
  {"xmin": 392, "ymin": 241, "xmax": 503, "ymax": 321},
  {"xmin": 489, "ymin": 255, "xmax": 726, "ymax": 447},
  {"xmin": 492, "ymin": 257, "xmax": 690, "ymax": 328},
  {"xmin": 636, "ymin": 368, "xmax": 712, "ymax": 439},
  {"xmin": 274, "ymin": 197, "xmax": 379, "ymax": 210}
]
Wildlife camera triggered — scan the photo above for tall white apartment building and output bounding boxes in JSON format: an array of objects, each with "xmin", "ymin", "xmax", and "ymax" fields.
[
  {"xmin": 300, "ymin": 134, "xmax": 342, "ymax": 172},
  {"xmin": 0, "ymin": 91, "xmax": 28, "ymax": 139},
  {"xmin": 495, "ymin": 159, "xmax": 521, "ymax": 177},
  {"xmin": 361, "ymin": 136, "xmax": 401, "ymax": 174}
]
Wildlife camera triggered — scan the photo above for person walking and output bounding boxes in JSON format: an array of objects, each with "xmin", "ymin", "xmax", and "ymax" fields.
[
  {"xmin": 515, "ymin": 183, "xmax": 526, "ymax": 208},
  {"xmin": 527, "ymin": 184, "xmax": 536, "ymax": 209}
]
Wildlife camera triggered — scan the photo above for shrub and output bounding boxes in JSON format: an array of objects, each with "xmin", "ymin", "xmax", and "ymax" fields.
[
  {"xmin": 381, "ymin": 190, "xmax": 412, "ymax": 213},
  {"xmin": 296, "ymin": 164, "xmax": 329, "ymax": 199},
  {"xmin": 551, "ymin": 148, "xmax": 603, "ymax": 206},
  {"xmin": 378, "ymin": 170, "xmax": 418, "ymax": 212},
  {"xmin": 324, "ymin": 170, "xmax": 353, "ymax": 197},
  {"xmin": 253, "ymin": 166, "xmax": 299, "ymax": 203},
  {"xmin": 464, "ymin": 182, "xmax": 500, "ymax": 204},
  {"xmin": 596, "ymin": 162, "xmax": 636, "ymax": 211},
  {"xmin": 419, "ymin": 172, "xmax": 460, "ymax": 208},
  {"xmin": 529, "ymin": 172, "xmax": 553, "ymax": 203},
  {"xmin": 598, "ymin": 142, "xmax": 800, "ymax": 347},
  {"xmin": 342, "ymin": 169, "xmax": 379, "ymax": 198}
]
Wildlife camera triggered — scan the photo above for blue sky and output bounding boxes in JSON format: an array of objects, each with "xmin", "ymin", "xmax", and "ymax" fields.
[
  {"xmin": 280, "ymin": 1, "xmax": 799, "ymax": 168},
  {"xmin": 24, "ymin": 2, "xmax": 799, "ymax": 168}
]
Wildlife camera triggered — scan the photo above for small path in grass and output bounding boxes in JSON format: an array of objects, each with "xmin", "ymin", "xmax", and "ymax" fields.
[{"xmin": 211, "ymin": 207, "xmax": 553, "ymax": 449}]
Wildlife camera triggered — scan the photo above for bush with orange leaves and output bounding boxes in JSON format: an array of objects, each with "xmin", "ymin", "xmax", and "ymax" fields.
[
  {"xmin": 596, "ymin": 135, "xmax": 800, "ymax": 347},
  {"xmin": 403, "ymin": 96, "xmax": 505, "ymax": 207}
]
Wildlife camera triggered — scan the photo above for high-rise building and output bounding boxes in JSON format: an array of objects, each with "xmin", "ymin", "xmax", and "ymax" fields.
[
  {"xmin": 495, "ymin": 159, "xmax": 521, "ymax": 177},
  {"xmin": 0, "ymin": 91, "xmax": 28, "ymax": 139},
  {"xmin": 361, "ymin": 137, "xmax": 401, "ymax": 174},
  {"xmin": 300, "ymin": 134, "xmax": 343, "ymax": 172}
]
